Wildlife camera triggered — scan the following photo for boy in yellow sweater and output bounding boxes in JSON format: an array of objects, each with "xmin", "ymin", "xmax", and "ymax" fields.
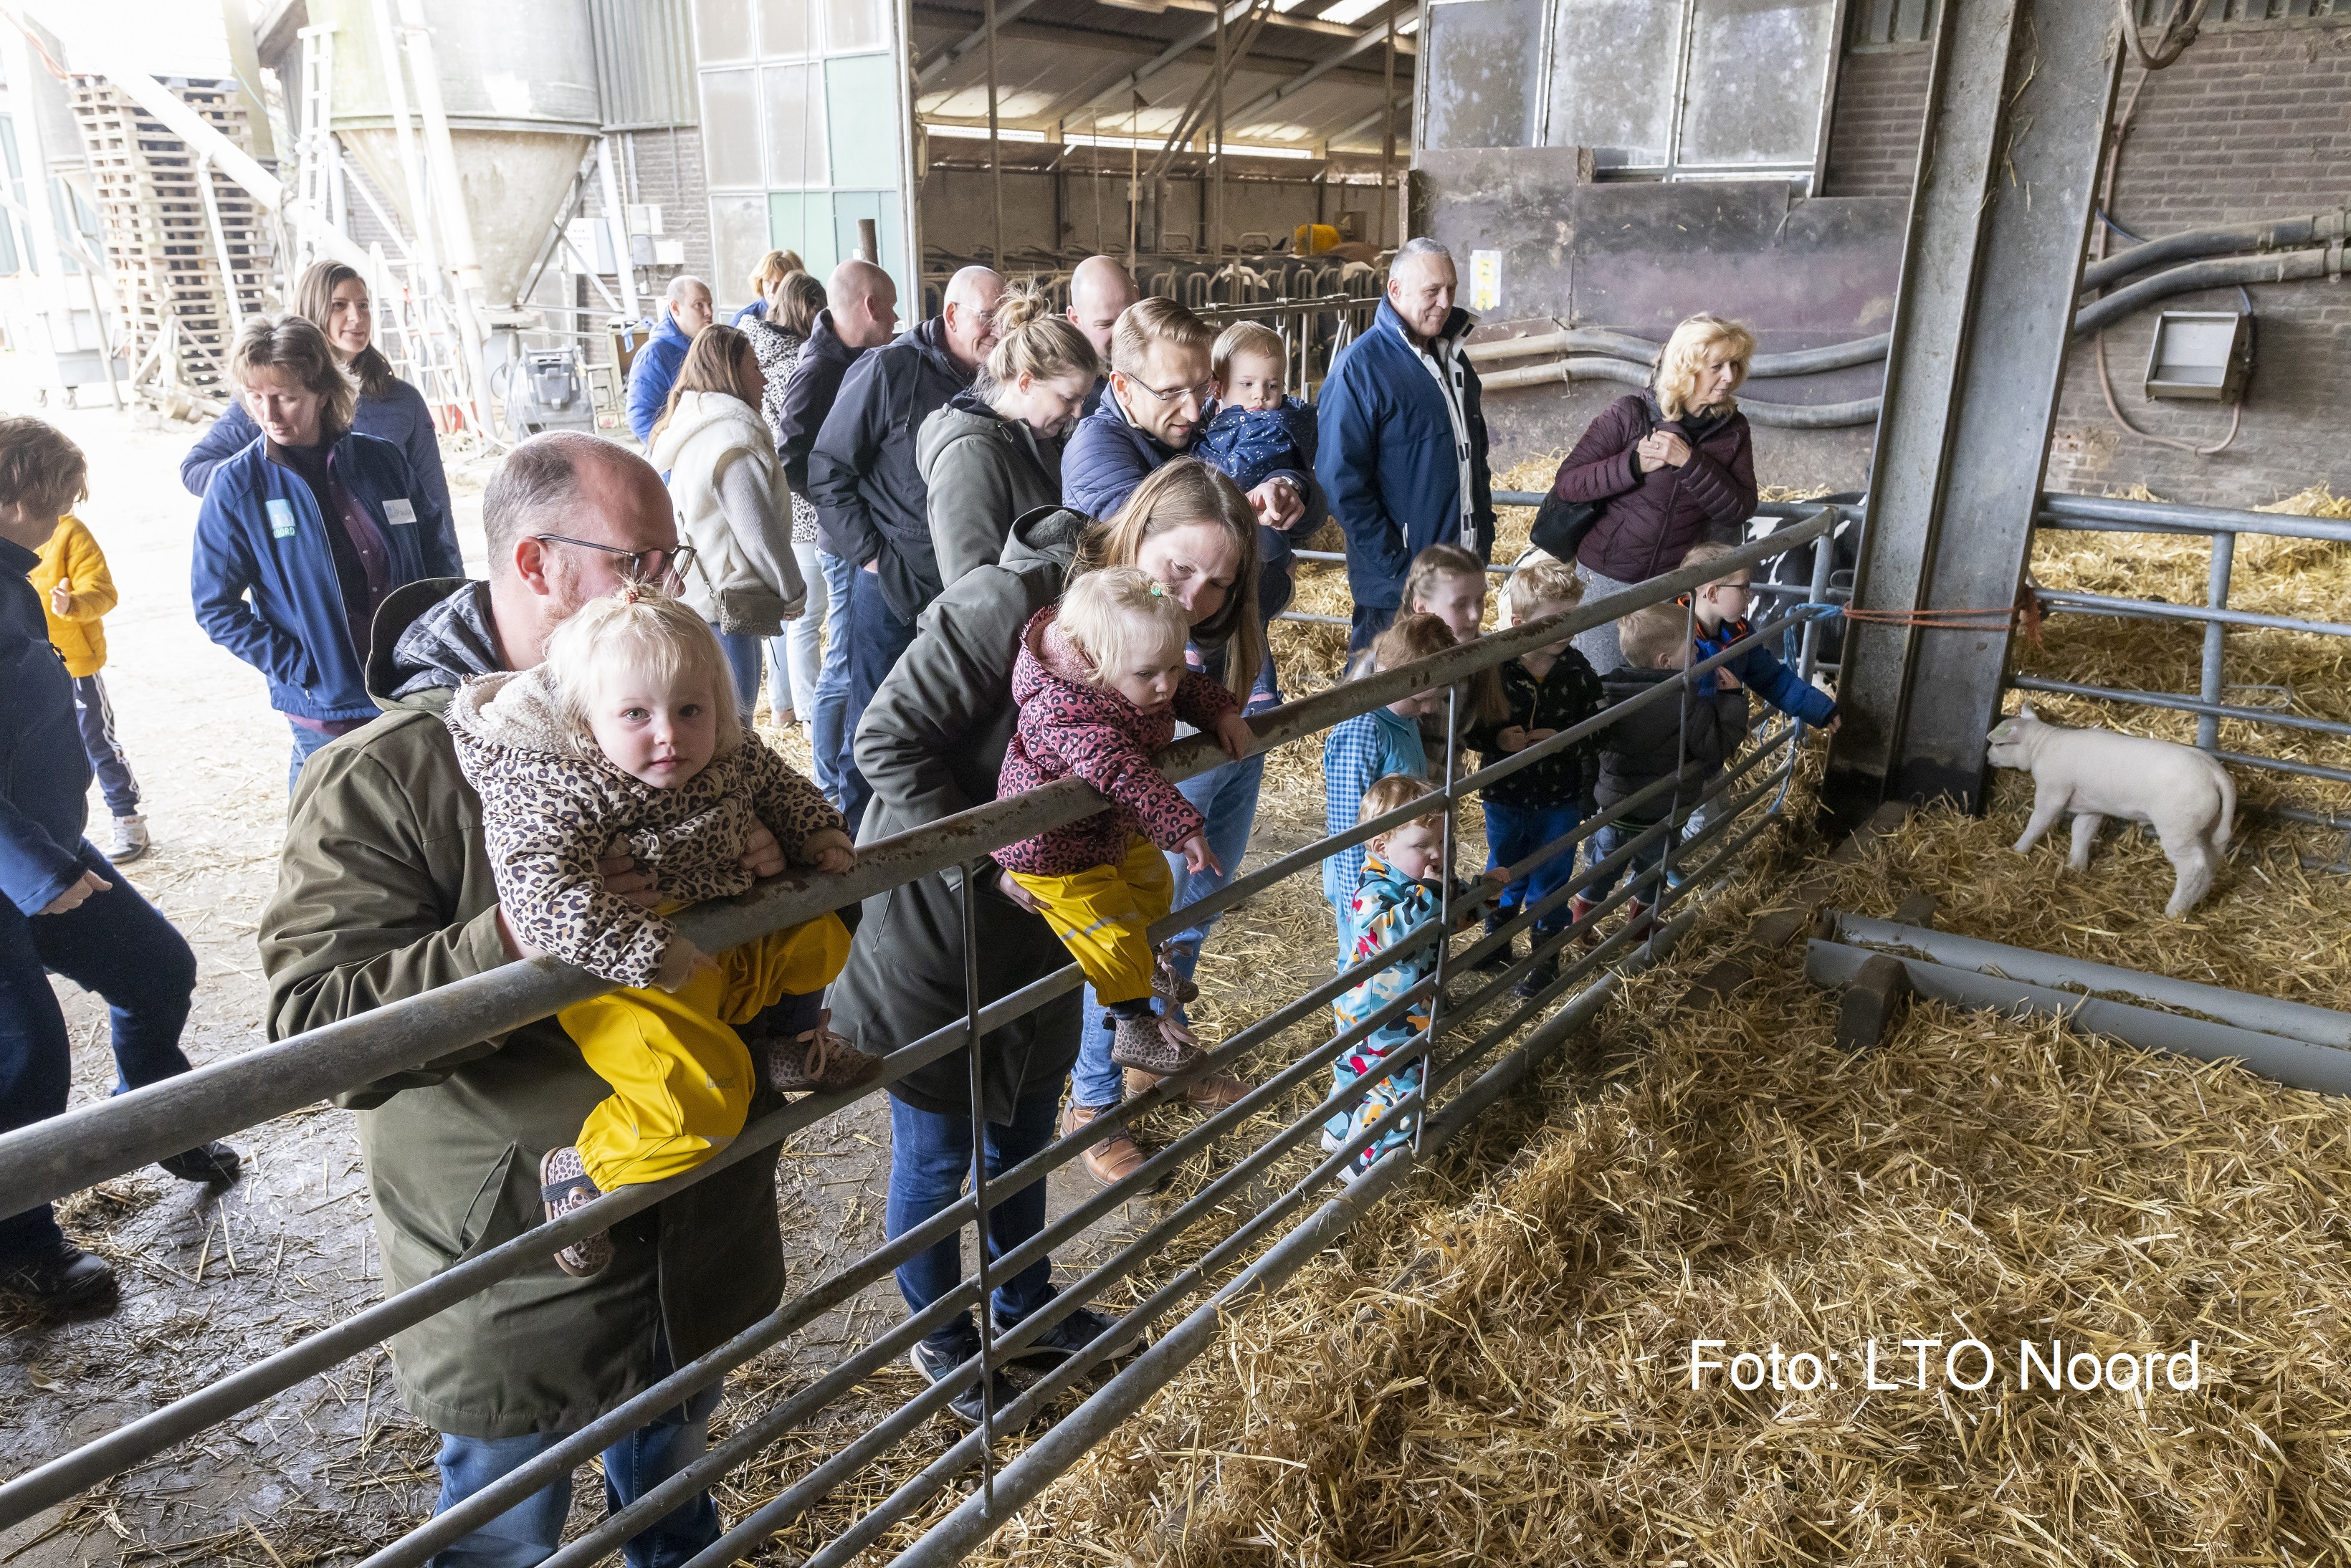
[{"xmin": 32, "ymin": 515, "xmax": 146, "ymax": 861}]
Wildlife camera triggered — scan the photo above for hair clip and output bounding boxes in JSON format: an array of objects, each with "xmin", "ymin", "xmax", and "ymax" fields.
[
  {"xmin": 621, "ymin": 584, "xmax": 642, "ymax": 605},
  {"xmin": 1147, "ymin": 582, "xmax": 1166, "ymax": 598}
]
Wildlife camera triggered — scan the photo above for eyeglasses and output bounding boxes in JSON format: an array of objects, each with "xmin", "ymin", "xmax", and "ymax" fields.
[
  {"xmin": 533, "ymin": 534, "xmax": 697, "ymax": 593},
  {"xmin": 1124, "ymin": 371, "xmax": 1214, "ymax": 409}
]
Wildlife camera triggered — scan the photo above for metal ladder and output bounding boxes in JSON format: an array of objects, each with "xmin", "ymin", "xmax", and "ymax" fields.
[{"xmin": 292, "ymin": 24, "xmax": 344, "ymax": 275}]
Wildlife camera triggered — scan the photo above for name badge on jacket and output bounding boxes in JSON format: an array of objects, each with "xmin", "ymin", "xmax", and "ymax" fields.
[
  {"xmin": 383, "ymin": 497, "xmax": 418, "ymax": 526},
  {"xmin": 266, "ymin": 498, "xmax": 298, "ymax": 539}
]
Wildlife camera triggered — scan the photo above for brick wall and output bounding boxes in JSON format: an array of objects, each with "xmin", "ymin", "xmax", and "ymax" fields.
[
  {"xmin": 1806, "ymin": 19, "xmax": 2351, "ymax": 508},
  {"xmin": 1819, "ymin": 45, "xmax": 1932, "ymax": 199},
  {"xmin": 620, "ymin": 126, "xmax": 715, "ymax": 287},
  {"xmin": 2048, "ymin": 19, "xmax": 2351, "ymax": 505}
]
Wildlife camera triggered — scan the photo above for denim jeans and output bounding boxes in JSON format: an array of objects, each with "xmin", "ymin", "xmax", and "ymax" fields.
[
  {"xmin": 809, "ymin": 550, "xmax": 857, "ymax": 808},
  {"xmin": 1482, "ymin": 800, "xmax": 1585, "ymax": 937},
  {"xmin": 1581, "ymin": 819, "xmax": 1671, "ymax": 907},
  {"xmin": 766, "ymin": 538, "xmax": 829, "ymax": 726},
  {"xmin": 1071, "ymin": 749, "xmax": 1267, "ymax": 1110},
  {"xmin": 426, "ymin": 1334, "xmax": 723, "ymax": 1568},
  {"xmin": 0, "ymin": 841, "xmax": 196, "ymax": 1260},
  {"xmin": 841, "ymin": 566, "xmax": 920, "ymax": 836},
  {"xmin": 712, "ymin": 626, "xmax": 765, "ymax": 714},
  {"xmin": 884, "ymin": 1091, "xmax": 1061, "ymax": 1358},
  {"xmin": 287, "ymin": 717, "xmax": 339, "ymax": 793},
  {"xmin": 1348, "ymin": 601, "xmax": 1396, "ymax": 656}
]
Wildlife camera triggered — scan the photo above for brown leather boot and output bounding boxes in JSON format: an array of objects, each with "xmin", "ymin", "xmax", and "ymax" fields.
[
  {"xmin": 1108, "ymin": 1009, "xmax": 1203, "ymax": 1075},
  {"xmin": 1064, "ymin": 1102, "xmax": 1146, "ymax": 1185}
]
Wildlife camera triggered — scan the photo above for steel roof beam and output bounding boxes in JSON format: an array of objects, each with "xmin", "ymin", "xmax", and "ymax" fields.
[{"xmin": 1230, "ymin": 0, "xmax": 1411, "ymax": 121}]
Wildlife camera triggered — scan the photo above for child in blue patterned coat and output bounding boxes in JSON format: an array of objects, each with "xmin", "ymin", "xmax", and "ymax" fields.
[
  {"xmin": 1321, "ymin": 613, "xmax": 1456, "ymax": 957},
  {"xmin": 1328, "ymin": 774, "xmax": 1505, "ymax": 1177}
]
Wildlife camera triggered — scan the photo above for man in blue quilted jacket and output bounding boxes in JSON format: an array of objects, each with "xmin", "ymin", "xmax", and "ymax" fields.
[{"xmin": 1315, "ymin": 239, "xmax": 1495, "ymax": 653}]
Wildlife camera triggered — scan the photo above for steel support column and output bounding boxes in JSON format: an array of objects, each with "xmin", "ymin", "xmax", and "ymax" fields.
[{"xmin": 1822, "ymin": 0, "xmax": 2121, "ymax": 820}]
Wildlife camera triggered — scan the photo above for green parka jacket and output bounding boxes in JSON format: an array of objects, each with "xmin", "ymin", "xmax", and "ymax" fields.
[{"xmin": 257, "ymin": 578, "xmax": 785, "ymax": 1439}]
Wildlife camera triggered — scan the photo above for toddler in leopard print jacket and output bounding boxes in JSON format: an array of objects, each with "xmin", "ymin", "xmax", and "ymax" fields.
[
  {"xmin": 446, "ymin": 586, "xmax": 877, "ymax": 1277},
  {"xmin": 996, "ymin": 566, "xmax": 1256, "ymax": 1077}
]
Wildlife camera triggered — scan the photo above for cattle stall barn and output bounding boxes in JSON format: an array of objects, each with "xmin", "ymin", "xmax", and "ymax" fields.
[{"xmin": 1, "ymin": 0, "xmax": 2350, "ymax": 1564}]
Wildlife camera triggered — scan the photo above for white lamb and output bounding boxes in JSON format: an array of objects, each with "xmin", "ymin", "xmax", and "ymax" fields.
[{"xmin": 1985, "ymin": 707, "xmax": 2236, "ymax": 918}]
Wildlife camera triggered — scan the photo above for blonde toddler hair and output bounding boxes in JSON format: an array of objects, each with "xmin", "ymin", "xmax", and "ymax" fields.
[
  {"xmin": 982, "ymin": 284, "xmax": 1100, "ymax": 398},
  {"xmin": 543, "ymin": 586, "xmax": 741, "ymax": 760},
  {"xmin": 1616, "ymin": 602, "xmax": 1690, "ymax": 669},
  {"xmin": 1652, "ymin": 313, "xmax": 1756, "ymax": 420},
  {"xmin": 1503, "ymin": 554, "xmax": 1583, "ymax": 624},
  {"xmin": 1366, "ymin": 611, "xmax": 1456, "ymax": 676},
  {"xmin": 1359, "ymin": 771, "xmax": 1445, "ymax": 841},
  {"xmin": 1057, "ymin": 565, "xmax": 1192, "ymax": 688},
  {"xmin": 1211, "ymin": 320, "xmax": 1286, "ymax": 388}
]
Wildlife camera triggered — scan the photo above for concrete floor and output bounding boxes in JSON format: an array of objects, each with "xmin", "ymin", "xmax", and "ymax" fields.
[{"xmin": 0, "ymin": 381, "xmax": 1148, "ymax": 1566}]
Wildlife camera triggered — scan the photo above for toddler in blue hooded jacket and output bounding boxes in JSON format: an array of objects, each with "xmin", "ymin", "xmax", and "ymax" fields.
[{"xmin": 1196, "ymin": 322, "xmax": 1315, "ymax": 494}]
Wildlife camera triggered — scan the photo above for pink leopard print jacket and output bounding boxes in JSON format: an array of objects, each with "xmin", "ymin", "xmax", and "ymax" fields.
[
  {"xmin": 444, "ymin": 666, "xmax": 845, "ymax": 988},
  {"xmin": 994, "ymin": 606, "xmax": 1237, "ymax": 877}
]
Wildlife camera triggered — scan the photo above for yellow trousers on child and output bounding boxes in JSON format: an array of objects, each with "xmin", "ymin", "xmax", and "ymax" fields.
[
  {"xmin": 1008, "ymin": 834, "xmax": 1173, "ymax": 1006},
  {"xmin": 559, "ymin": 912, "xmax": 851, "ymax": 1192}
]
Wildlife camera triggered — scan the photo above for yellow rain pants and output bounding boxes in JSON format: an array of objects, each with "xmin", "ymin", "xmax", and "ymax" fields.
[
  {"xmin": 560, "ymin": 911, "xmax": 851, "ymax": 1192},
  {"xmin": 1006, "ymin": 834, "xmax": 1173, "ymax": 1006}
]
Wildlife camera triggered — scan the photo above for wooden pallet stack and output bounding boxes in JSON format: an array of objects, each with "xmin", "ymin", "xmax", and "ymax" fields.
[{"xmin": 70, "ymin": 75, "xmax": 275, "ymax": 408}]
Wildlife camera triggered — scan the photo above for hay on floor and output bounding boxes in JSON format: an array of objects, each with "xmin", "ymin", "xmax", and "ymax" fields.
[{"xmin": 970, "ymin": 775, "xmax": 2351, "ymax": 1567}]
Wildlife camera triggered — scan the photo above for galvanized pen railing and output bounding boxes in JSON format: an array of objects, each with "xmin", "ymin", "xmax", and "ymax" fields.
[
  {"xmin": 0, "ymin": 514, "xmax": 1838, "ymax": 1566},
  {"xmin": 2020, "ymin": 491, "xmax": 2351, "ymax": 855}
]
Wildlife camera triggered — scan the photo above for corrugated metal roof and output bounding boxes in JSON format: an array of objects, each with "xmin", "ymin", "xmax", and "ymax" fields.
[{"xmin": 911, "ymin": 0, "xmax": 1411, "ymax": 153}]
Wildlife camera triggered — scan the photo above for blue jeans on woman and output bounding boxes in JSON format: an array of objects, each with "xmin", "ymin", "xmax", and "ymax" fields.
[
  {"xmin": 765, "ymin": 538, "xmax": 829, "ymax": 727},
  {"xmin": 1071, "ymin": 748, "xmax": 1267, "ymax": 1111},
  {"xmin": 0, "ymin": 841, "xmax": 197, "ymax": 1262},
  {"xmin": 885, "ymin": 1091, "xmax": 1062, "ymax": 1359},
  {"xmin": 712, "ymin": 625, "xmax": 764, "ymax": 714},
  {"xmin": 809, "ymin": 550, "xmax": 858, "ymax": 809},
  {"xmin": 426, "ymin": 1332, "xmax": 722, "ymax": 1568}
]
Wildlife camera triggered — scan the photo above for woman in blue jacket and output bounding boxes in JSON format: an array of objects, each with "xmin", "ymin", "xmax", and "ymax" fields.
[
  {"xmin": 193, "ymin": 315, "xmax": 464, "ymax": 790},
  {"xmin": 178, "ymin": 259, "xmax": 450, "ymax": 523}
]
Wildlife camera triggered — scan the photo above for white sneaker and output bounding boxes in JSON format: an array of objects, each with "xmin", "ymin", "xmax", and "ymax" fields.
[{"xmin": 107, "ymin": 815, "xmax": 150, "ymax": 864}]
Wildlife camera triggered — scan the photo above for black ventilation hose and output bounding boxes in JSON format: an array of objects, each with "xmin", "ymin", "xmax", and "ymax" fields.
[{"xmin": 2079, "ymin": 211, "xmax": 2347, "ymax": 295}]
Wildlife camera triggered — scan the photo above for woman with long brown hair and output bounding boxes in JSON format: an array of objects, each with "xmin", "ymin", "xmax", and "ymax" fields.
[
  {"xmin": 647, "ymin": 322, "xmax": 803, "ymax": 713},
  {"xmin": 180, "ymin": 259, "xmax": 449, "ymax": 525},
  {"xmin": 825, "ymin": 458, "xmax": 1259, "ymax": 1423}
]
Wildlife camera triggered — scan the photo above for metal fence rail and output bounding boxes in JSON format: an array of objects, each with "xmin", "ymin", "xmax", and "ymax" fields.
[
  {"xmin": 0, "ymin": 515, "xmax": 1839, "ymax": 1565},
  {"xmin": 2025, "ymin": 491, "xmax": 2351, "ymax": 789}
]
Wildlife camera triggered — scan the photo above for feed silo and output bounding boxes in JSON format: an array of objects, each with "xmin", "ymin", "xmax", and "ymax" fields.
[{"xmin": 313, "ymin": 0, "xmax": 600, "ymax": 309}]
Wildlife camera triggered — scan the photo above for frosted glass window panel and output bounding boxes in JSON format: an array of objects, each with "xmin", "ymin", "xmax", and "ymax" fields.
[
  {"xmin": 824, "ymin": 55, "xmax": 899, "ymax": 188},
  {"xmin": 829, "ymin": 189, "xmax": 907, "ymax": 297},
  {"xmin": 824, "ymin": 0, "xmax": 888, "ymax": 54},
  {"xmin": 1542, "ymin": 0, "xmax": 1679, "ymax": 166},
  {"xmin": 701, "ymin": 70, "xmax": 763, "ymax": 189},
  {"xmin": 1677, "ymin": 0, "xmax": 1838, "ymax": 167},
  {"xmin": 1421, "ymin": 0, "xmax": 1544, "ymax": 152},
  {"xmin": 763, "ymin": 64, "xmax": 828, "ymax": 187},
  {"xmin": 712, "ymin": 195, "xmax": 773, "ymax": 304},
  {"xmin": 693, "ymin": 0, "xmax": 755, "ymax": 62},
  {"xmin": 770, "ymin": 191, "xmax": 839, "ymax": 275},
  {"xmin": 761, "ymin": 0, "xmax": 816, "ymax": 57}
]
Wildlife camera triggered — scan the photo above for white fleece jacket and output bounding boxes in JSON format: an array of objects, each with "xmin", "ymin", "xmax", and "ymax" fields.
[{"xmin": 651, "ymin": 389, "xmax": 806, "ymax": 634}]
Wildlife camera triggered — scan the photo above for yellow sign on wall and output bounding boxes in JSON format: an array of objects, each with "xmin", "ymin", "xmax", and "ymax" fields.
[{"xmin": 1469, "ymin": 249, "xmax": 1501, "ymax": 314}]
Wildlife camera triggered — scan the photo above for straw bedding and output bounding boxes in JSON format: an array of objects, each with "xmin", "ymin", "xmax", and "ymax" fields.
[{"xmin": 945, "ymin": 484, "xmax": 2351, "ymax": 1567}]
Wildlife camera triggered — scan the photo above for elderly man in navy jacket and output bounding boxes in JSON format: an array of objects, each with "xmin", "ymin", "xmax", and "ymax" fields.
[{"xmin": 1315, "ymin": 238, "xmax": 1494, "ymax": 652}]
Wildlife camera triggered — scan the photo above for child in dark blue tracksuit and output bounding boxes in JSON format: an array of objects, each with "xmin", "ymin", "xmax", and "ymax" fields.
[{"xmin": 0, "ymin": 418, "xmax": 237, "ymax": 1310}]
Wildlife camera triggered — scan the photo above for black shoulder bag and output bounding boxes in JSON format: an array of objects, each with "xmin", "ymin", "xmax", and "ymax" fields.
[{"xmin": 1527, "ymin": 399, "xmax": 1655, "ymax": 562}]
